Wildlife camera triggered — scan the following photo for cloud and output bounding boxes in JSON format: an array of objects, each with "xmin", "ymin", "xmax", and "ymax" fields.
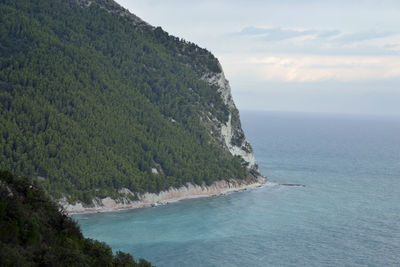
[
  {"xmin": 238, "ymin": 26, "xmax": 397, "ymax": 44},
  {"xmin": 238, "ymin": 26, "xmax": 342, "ymax": 40},
  {"xmin": 244, "ymin": 55, "xmax": 400, "ymax": 82},
  {"xmin": 238, "ymin": 26, "xmax": 327, "ymax": 41},
  {"xmin": 316, "ymin": 30, "xmax": 341, "ymax": 38},
  {"xmin": 333, "ymin": 31, "xmax": 395, "ymax": 43},
  {"xmin": 232, "ymin": 26, "xmax": 400, "ymax": 57}
]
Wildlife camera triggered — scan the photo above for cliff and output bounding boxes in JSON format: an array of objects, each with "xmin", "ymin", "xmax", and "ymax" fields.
[{"xmin": 202, "ymin": 68, "xmax": 257, "ymax": 170}]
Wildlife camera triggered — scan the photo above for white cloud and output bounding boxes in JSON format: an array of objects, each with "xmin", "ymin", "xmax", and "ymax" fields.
[
  {"xmin": 244, "ymin": 55, "xmax": 400, "ymax": 82},
  {"xmin": 238, "ymin": 26, "xmax": 319, "ymax": 41},
  {"xmin": 332, "ymin": 31, "xmax": 395, "ymax": 43},
  {"xmin": 237, "ymin": 26, "xmax": 340, "ymax": 42}
]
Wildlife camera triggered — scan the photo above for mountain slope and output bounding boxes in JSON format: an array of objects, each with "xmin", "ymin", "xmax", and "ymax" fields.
[{"xmin": 0, "ymin": 0, "xmax": 263, "ymax": 205}]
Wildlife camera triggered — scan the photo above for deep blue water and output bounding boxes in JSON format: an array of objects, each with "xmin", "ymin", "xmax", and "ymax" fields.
[{"xmin": 74, "ymin": 111, "xmax": 400, "ymax": 266}]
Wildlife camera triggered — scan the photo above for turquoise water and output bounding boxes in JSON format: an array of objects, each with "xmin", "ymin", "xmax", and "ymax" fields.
[{"xmin": 74, "ymin": 111, "xmax": 400, "ymax": 266}]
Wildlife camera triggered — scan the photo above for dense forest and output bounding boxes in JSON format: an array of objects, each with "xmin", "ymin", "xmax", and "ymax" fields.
[
  {"xmin": 0, "ymin": 170, "xmax": 152, "ymax": 266},
  {"xmin": 0, "ymin": 0, "xmax": 253, "ymax": 204}
]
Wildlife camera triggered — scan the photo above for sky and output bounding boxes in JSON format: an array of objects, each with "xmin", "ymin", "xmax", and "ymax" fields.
[{"xmin": 116, "ymin": 0, "xmax": 400, "ymax": 116}]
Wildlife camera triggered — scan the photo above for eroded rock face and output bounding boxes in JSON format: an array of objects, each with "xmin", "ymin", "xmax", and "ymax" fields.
[
  {"xmin": 64, "ymin": 177, "xmax": 265, "ymax": 214},
  {"xmin": 202, "ymin": 66, "xmax": 257, "ymax": 171}
]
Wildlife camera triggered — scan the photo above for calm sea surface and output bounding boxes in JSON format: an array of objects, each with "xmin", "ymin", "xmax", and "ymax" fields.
[{"xmin": 74, "ymin": 111, "xmax": 400, "ymax": 266}]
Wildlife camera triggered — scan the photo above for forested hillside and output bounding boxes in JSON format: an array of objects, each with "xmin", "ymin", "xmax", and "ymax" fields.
[
  {"xmin": 0, "ymin": 0, "xmax": 259, "ymax": 204},
  {"xmin": 0, "ymin": 170, "xmax": 152, "ymax": 266}
]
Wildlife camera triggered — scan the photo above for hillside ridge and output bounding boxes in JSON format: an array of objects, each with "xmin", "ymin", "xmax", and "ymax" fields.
[{"xmin": 0, "ymin": 0, "xmax": 264, "ymax": 209}]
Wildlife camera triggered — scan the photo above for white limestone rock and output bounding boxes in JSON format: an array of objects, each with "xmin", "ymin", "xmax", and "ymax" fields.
[
  {"xmin": 62, "ymin": 178, "xmax": 266, "ymax": 214},
  {"xmin": 202, "ymin": 65, "xmax": 257, "ymax": 170}
]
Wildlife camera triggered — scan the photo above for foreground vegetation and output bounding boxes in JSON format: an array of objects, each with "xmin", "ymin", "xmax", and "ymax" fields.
[
  {"xmin": 0, "ymin": 0, "xmax": 249, "ymax": 204},
  {"xmin": 0, "ymin": 170, "xmax": 152, "ymax": 266}
]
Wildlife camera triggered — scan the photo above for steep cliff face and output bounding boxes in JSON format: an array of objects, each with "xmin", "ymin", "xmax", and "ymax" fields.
[{"xmin": 202, "ymin": 68, "xmax": 257, "ymax": 171}]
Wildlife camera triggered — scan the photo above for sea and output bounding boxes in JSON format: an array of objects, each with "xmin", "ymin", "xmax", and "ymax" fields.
[{"xmin": 74, "ymin": 111, "xmax": 400, "ymax": 266}]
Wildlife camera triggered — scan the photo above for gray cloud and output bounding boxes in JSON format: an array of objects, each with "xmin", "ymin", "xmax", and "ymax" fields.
[
  {"xmin": 317, "ymin": 30, "xmax": 341, "ymax": 38},
  {"xmin": 238, "ymin": 26, "xmax": 342, "ymax": 42},
  {"xmin": 333, "ymin": 31, "xmax": 395, "ymax": 43},
  {"xmin": 238, "ymin": 26, "xmax": 396, "ymax": 44},
  {"xmin": 233, "ymin": 26, "xmax": 400, "ymax": 56},
  {"xmin": 239, "ymin": 26, "xmax": 316, "ymax": 41}
]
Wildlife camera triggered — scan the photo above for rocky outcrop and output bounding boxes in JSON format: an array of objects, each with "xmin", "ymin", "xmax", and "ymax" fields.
[
  {"xmin": 202, "ymin": 65, "xmax": 257, "ymax": 171},
  {"xmin": 63, "ymin": 176, "xmax": 265, "ymax": 214}
]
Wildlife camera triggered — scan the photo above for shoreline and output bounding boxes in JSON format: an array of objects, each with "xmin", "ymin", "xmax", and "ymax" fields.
[{"xmin": 64, "ymin": 177, "xmax": 266, "ymax": 215}]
